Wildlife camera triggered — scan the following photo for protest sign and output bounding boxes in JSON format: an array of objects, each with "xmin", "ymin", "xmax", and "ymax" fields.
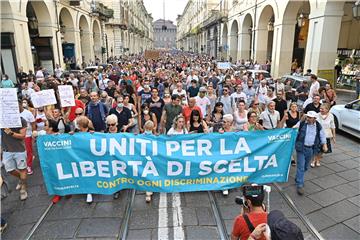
[
  {"xmin": 0, "ymin": 88, "xmax": 22, "ymax": 128},
  {"xmin": 37, "ymin": 129, "xmax": 297, "ymax": 196},
  {"xmin": 31, "ymin": 89, "xmax": 57, "ymax": 108},
  {"xmin": 58, "ymin": 85, "xmax": 75, "ymax": 107},
  {"xmin": 217, "ymin": 62, "xmax": 231, "ymax": 69},
  {"xmin": 144, "ymin": 50, "xmax": 160, "ymax": 60}
]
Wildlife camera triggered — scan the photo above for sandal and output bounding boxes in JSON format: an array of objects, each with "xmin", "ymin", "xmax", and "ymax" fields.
[
  {"xmin": 316, "ymin": 161, "xmax": 321, "ymax": 167},
  {"xmin": 310, "ymin": 162, "xmax": 315, "ymax": 168}
]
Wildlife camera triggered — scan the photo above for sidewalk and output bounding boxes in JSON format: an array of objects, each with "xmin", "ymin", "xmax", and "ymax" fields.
[{"xmin": 278, "ymin": 132, "xmax": 360, "ymax": 239}]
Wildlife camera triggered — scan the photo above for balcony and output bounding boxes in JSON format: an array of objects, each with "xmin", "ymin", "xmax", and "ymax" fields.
[
  {"xmin": 92, "ymin": 2, "xmax": 114, "ymax": 20},
  {"xmin": 202, "ymin": 10, "xmax": 228, "ymax": 28},
  {"xmin": 119, "ymin": 18, "xmax": 128, "ymax": 30}
]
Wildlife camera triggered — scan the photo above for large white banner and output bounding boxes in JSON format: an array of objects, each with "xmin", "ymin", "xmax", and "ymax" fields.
[
  {"xmin": 217, "ymin": 62, "xmax": 231, "ymax": 69},
  {"xmin": 31, "ymin": 89, "xmax": 57, "ymax": 108},
  {"xmin": 0, "ymin": 88, "xmax": 21, "ymax": 128},
  {"xmin": 58, "ymin": 85, "xmax": 75, "ymax": 107}
]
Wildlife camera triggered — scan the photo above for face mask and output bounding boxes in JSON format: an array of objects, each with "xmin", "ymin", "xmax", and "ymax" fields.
[
  {"xmin": 2, "ymin": 78, "xmax": 6, "ymax": 80},
  {"xmin": 117, "ymin": 103, "xmax": 123, "ymax": 108},
  {"xmin": 22, "ymin": 103, "xmax": 28, "ymax": 108},
  {"xmin": 144, "ymin": 84, "xmax": 149, "ymax": 89},
  {"xmin": 144, "ymin": 130, "xmax": 152, "ymax": 135},
  {"xmin": 143, "ymin": 110, "xmax": 149, "ymax": 115}
]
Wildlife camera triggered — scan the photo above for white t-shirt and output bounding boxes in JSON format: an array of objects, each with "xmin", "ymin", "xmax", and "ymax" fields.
[
  {"xmin": 230, "ymin": 92, "xmax": 247, "ymax": 104},
  {"xmin": 98, "ymin": 78, "xmax": 110, "ymax": 90},
  {"xmin": 167, "ymin": 128, "xmax": 188, "ymax": 135},
  {"xmin": 256, "ymin": 85, "xmax": 268, "ymax": 104},
  {"xmin": 260, "ymin": 110, "xmax": 280, "ymax": 129},
  {"xmin": 20, "ymin": 109, "xmax": 35, "ymax": 137},
  {"xmin": 195, "ymin": 96, "xmax": 210, "ymax": 116},
  {"xmin": 317, "ymin": 113, "xmax": 335, "ymax": 138},
  {"xmin": 70, "ymin": 78, "xmax": 79, "ymax": 87},
  {"xmin": 22, "ymin": 88, "xmax": 35, "ymax": 99},
  {"xmin": 309, "ymin": 81, "xmax": 320, "ymax": 98}
]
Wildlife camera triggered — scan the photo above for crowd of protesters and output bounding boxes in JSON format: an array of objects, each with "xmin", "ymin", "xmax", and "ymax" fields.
[{"xmin": 1, "ymin": 51, "xmax": 337, "ymax": 205}]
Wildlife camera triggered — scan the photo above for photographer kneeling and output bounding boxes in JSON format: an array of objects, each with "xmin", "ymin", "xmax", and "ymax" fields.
[{"xmin": 231, "ymin": 185, "xmax": 267, "ymax": 240}]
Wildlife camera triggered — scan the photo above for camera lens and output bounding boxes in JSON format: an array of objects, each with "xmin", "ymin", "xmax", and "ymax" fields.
[{"xmin": 235, "ymin": 196, "xmax": 243, "ymax": 205}]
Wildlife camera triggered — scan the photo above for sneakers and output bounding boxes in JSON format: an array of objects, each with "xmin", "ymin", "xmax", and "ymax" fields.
[
  {"xmin": 27, "ymin": 167, "xmax": 33, "ymax": 175},
  {"xmin": 86, "ymin": 194, "xmax": 93, "ymax": 204},
  {"xmin": 222, "ymin": 190, "xmax": 229, "ymax": 196},
  {"xmin": 291, "ymin": 160, "xmax": 296, "ymax": 166},
  {"xmin": 15, "ymin": 181, "xmax": 22, "ymax": 191},
  {"xmin": 316, "ymin": 161, "xmax": 321, "ymax": 167},
  {"xmin": 113, "ymin": 192, "xmax": 120, "ymax": 199},
  {"xmin": 20, "ymin": 189, "xmax": 28, "ymax": 201},
  {"xmin": 297, "ymin": 187, "xmax": 304, "ymax": 196},
  {"xmin": 310, "ymin": 162, "xmax": 315, "ymax": 168},
  {"xmin": 0, "ymin": 222, "xmax": 7, "ymax": 233}
]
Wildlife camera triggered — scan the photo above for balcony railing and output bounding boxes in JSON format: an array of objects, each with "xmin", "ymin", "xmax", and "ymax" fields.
[
  {"xmin": 202, "ymin": 9, "xmax": 228, "ymax": 28},
  {"xmin": 69, "ymin": 0, "xmax": 81, "ymax": 6},
  {"xmin": 92, "ymin": 2, "xmax": 114, "ymax": 20},
  {"xmin": 119, "ymin": 18, "xmax": 128, "ymax": 30}
]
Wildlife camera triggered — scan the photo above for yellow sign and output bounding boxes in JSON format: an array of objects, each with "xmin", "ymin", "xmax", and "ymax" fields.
[{"xmin": 317, "ymin": 69, "xmax": 335, "ymax": 87}]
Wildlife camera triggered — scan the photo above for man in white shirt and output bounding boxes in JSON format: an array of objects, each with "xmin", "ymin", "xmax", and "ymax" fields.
[
  {"xmin": 256, "ymin": 80, "xmax": 268, "ymax": 105},
  {"xmin": 195, "ymin": 87, "xmax": 211, "ymax": 117},
  {"xmin": 231, "ymin": 85, "xmax": 247, "ymax": 104},
  {"xmin": 273, "ymin": 78, "xmax": 285, "ymax": 95},
  {"xmin": 309, "ymin": 74, "xmax": 320, "ymax": 99},
  {"xmin": 54, "ymin": 64, "xmax": 63, "ymax": 79},
  {"xmin": 68, "ymin": 73, "xmax": 79, "ymax": 87},
  {"xmin": 259, "ymin": 101, "xmax": 283, "ymax": 130},
  {"xmin": 21, "ymin": 83, "xmax": 35, "ymax": 100}
]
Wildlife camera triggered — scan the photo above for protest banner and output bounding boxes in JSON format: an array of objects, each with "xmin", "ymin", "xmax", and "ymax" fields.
[
  {"xmin": 31, "ymin": 89, "xmax": 57, "ymax": 108},
  {"xmin": 217, "ymin": 62, "xmax": 231, "ymax": 69},
  {"xmin": 144, "ymin": 50, "xmax": 160, "ymax": 60},
  {"xmin": 37, "ymin": 129, "xmax": 297, "ymax": 196},
  {"xmin": 0, "ymin": 88, "xmax": 22, "ymax": 128},
  {"xmin": 58, "ymin": 85, "xmax": 75, "ymax": 107}
]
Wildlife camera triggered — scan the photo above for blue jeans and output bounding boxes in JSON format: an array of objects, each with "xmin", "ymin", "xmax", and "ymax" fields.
[{"xmin": 295, "ymin": 147, "xmax": 314, "ymax": 188}]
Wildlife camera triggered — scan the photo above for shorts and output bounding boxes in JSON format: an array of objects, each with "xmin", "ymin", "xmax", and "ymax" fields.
[{"xmin": 2, "ymin": 151, "xmax": 27, "ymax": 172}]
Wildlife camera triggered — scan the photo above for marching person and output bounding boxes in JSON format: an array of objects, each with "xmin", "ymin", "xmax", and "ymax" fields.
[
  {"xmin": 294, "ymin": 111, "xmax": 327, "ymax": 195},
  {"xmin": 1, "ymin": 101, "xmax": 28, "ymax": 201},
  {"xmin": 105, "ymin": 114, "xmax": 121, "ymax": 199},
  {"xmin": 312, "ymin": 103, "xmax": 336, "ymax": 167}
]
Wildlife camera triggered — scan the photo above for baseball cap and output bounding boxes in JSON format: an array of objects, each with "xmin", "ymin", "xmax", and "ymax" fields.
[
  {"xmin": 199, "ymin": 86, "xmax": 207, "ymax": 92},
  {"xmin": 268, "ymin": 210, "xmax": 304, "ymax": 240},
  {"xmin": 306, "ymin": 111, "xmax": 317, "ymax": 118}
]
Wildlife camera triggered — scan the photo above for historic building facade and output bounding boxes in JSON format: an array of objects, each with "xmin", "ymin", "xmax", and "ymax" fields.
[
  {"xmin": 0, "ymin": 0, "xmax": 154, "ymax": 81},
  {"xmin": 177, "ymin": 0, "xmax": 360, "ymax": 78},
  {"xmin": 153, "ymin": 19, "xmax": 177, "ymax": 49}
]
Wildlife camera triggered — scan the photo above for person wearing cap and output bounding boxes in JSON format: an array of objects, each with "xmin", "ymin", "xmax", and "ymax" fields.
[
  {"xmin": 248, "ymin": 210, "xmax": 303, "ymax": 240},
  {"xmin": 231, "ymin": 185, "xmax": 267, "ymax": 240},
  {"xmin": 294, "ymin": 110, "xmax": 327, "ymax": 195},
  {"xmin": 195, "ymin": 86, "xmax": 211, "ymax": 117}
]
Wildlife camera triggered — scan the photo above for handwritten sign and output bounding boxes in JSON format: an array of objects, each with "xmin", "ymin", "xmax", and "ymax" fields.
[
  {"xmin": 0, "ymin": 88, "xmax": 21, "ymax": 128},
  {"xmin": 144, "ymin": 50, "xmax": 160, "ymax": 60},
  {"xmin": 31, "ymin": 89, "xmax": 57, "ymax": 108},
  {"xmin": 58, "ymin": 85, "xmax": 75, "ymax": 107},
  {"xmin": 217, "ymin": 62, "xmax": 231, "ymax": 69}
]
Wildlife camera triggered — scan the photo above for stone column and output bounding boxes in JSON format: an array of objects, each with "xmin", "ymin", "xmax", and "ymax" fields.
[
  {"xmin": 303, "ymin": 3, "xmax": 344, "ymax": 74},
  {"xmin": 271, "ymin": 21, "xmax": 296, "ymax": 78},
  {"xmin": 253, "ymin": 27, "xmax": 268, "ymax": 63},
  {"xmin": 238, "ymin": 32, "xmax": 251, "ymax": 61}
]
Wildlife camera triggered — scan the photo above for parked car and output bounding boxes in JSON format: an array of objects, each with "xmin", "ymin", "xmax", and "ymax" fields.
[
  {"xmin": 330, "ymin": 99, "xmax": 360, "ymax": 139},
  {"xmin": 247, "ymin": 70, "xmax": 272, "ymax": 81},
  {"xmin": 281, "ymin": 75, "xmax": 328, "ymax": 92}
]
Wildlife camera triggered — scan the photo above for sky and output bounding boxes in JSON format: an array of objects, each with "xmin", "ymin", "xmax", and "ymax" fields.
[{"xmin": 143, "ymin": 0, "xmax": 188, "ymax": 24}]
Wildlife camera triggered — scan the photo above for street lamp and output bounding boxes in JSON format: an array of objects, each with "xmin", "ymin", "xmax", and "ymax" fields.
[
  {"xmin": 297, "ymin": 12, "xmax": 307, "ymax": 27},
  {"xmin": 353, "ymin": 0, "xmax": 360, "ymax": 20},
  {"xmin": 28, "ymin": 17, "xmax": 38, "ymax": 30},
  {"xmin": 267, "ymin": 16, "xmax": 274, "ymax": 31}
]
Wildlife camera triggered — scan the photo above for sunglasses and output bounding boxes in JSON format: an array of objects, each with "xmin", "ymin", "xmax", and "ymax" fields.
[
  {"xmin": 75, "ymin": 113, "xmax": 83, "ymax": 116},
  {"xmin": 108, "ymin": 123, "xmax": 117, "ymax": 126},
  {"xmin": 254, "ymin": 103, "xmax": 259, "ymax": 105}
]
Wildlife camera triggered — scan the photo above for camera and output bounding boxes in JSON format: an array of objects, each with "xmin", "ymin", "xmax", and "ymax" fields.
[{"xmin": 234, "ymin": 185, "xmax": 264, "ymax": 206}]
